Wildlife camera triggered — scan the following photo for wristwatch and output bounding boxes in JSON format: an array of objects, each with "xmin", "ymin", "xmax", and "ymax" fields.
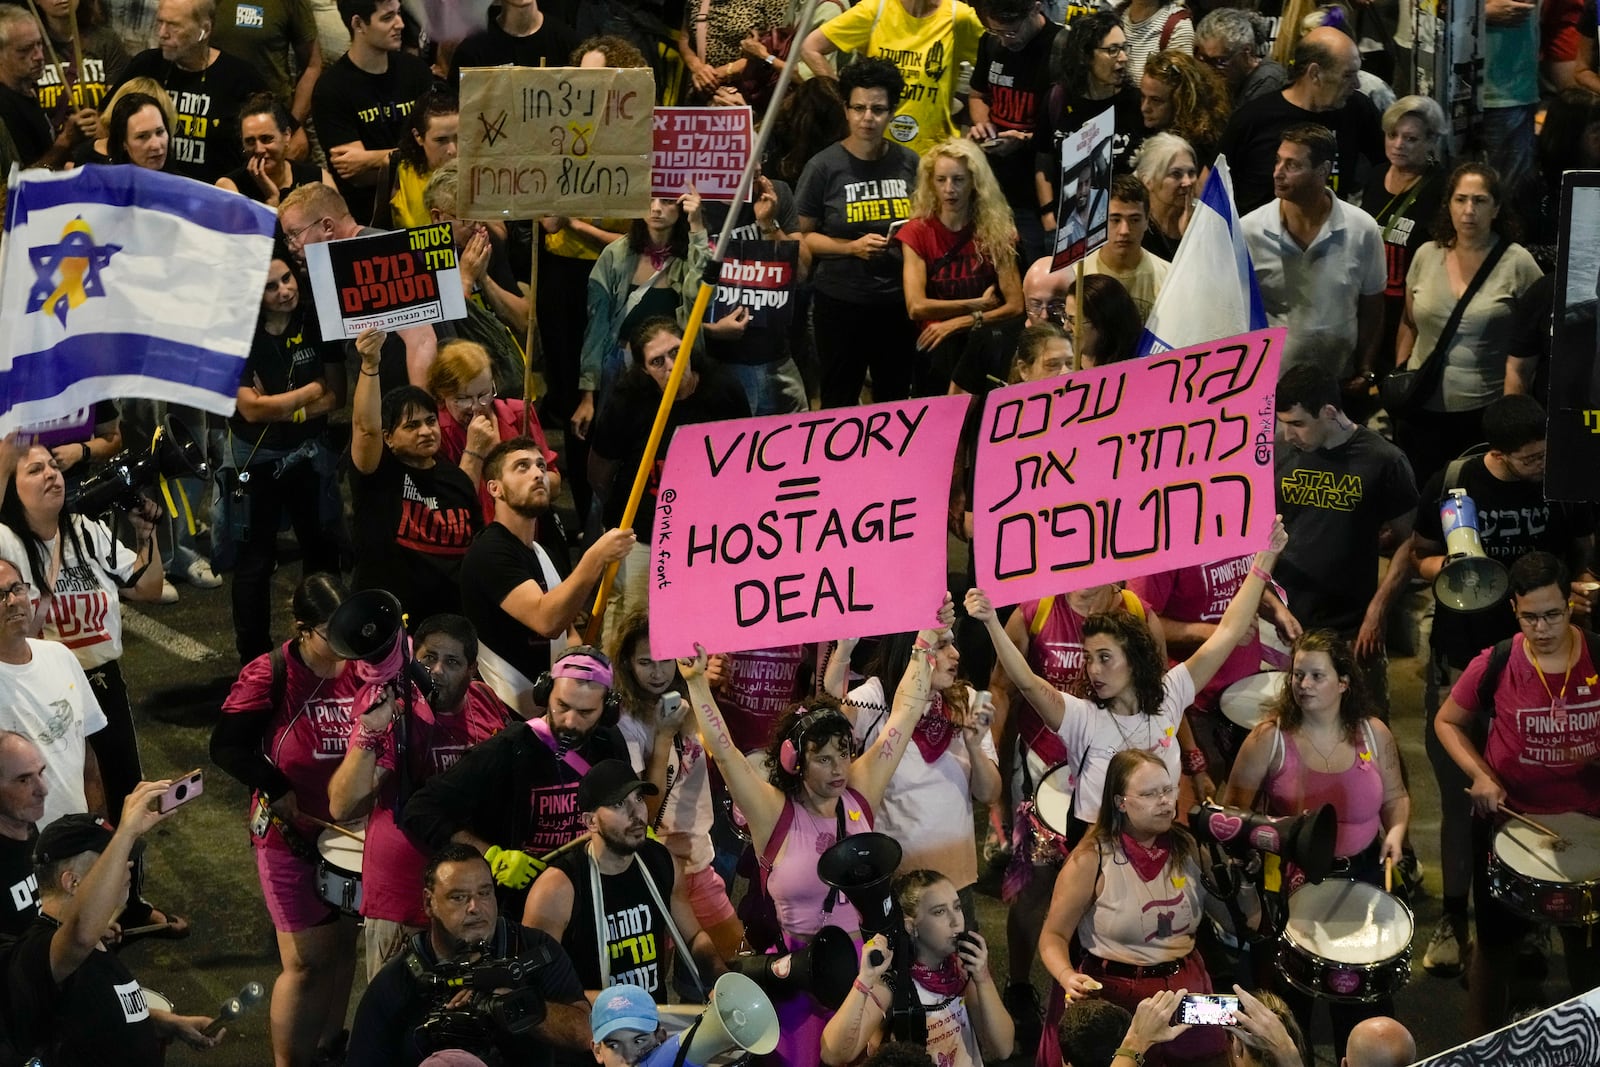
[
  {"xmin": 80, "ymin": 442, "xmax": 91, "ymax": 465},
  {"xmin": 973, "ymin": 308, "xmax": 985, "ymax": 327}
]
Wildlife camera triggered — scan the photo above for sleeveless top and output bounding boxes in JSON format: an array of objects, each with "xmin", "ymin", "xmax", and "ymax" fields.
[
  {"xmin": 1078, "ymin": 839, "xmax": 1206, "ymax": 966},
  {"xmin": 767, "ymin": 788, "xmax": 873, "ymax": 941},
  {"xmin": 1261, "ymin": 720, "xmax": 1385, "ymax": 857}
]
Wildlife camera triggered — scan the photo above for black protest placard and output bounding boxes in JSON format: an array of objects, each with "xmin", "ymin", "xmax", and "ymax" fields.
[
  {"xmin": 304, "ymin": 223, "xmax": 468, "ymax": 339},
  {"xmin": 711, "ymin": 240, "xmax": 799, "ymax": 330},
  {"xmin": 1547, "ymin": 171, "xmax": 1600, "ymax": 501}
]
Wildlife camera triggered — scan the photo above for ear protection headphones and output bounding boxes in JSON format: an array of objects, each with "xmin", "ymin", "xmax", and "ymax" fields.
[
  {"xmin": 778, "ymin": 706, "xmax": 855, "ymax": 775},
  {"xmin": 531, "ymin": 645, "xmax": 621, "ymax": 717}
]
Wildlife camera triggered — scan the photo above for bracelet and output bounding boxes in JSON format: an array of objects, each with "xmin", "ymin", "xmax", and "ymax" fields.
[
  {"xmin": 80, "ymin": 442, "xmax": 91, "ymax": 464},
  {"xmin": 291, "ymin": 407, "xmax": 307, "ymax": 424},
  {"xmin": 352, "ymin": 729, "xmax": 386, "ymax": 752},
  {"xmin": 1114, "ymin": 1048, "xmax": 1146, "ymax": 1067},
  {"xmin": 764, "ymin": 53, "xmax": 776, "ymax": 65},
  {"xmin": 853, "ymin": 978, "xmax": 887, "ymax": 1014},
  {"xmin": 360, "ymin": 367, "xmax": 380, "ymax": 377},
  {"xmin": 1182, "ymin": 747, "xmax": 1209, "ymax": 775},
  {"xmin": 464, "ymin": 449, "xmax": 486, "ymax": 461},
  {"xmin": 1249, "ymin": 564, "xmax": 1272, "ymax": 584}
]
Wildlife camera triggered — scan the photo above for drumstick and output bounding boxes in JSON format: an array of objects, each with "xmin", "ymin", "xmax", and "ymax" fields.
[
  {"xmin": 303, "ymin": 815, "xmax": 364, "ymax": 841},
  {"xmin": 1384, "ymin": 855, "xmax": 1394, "ymax": 894},
  {"xmin": 1496, "ymin": 803, "xmax": 1571, "ymax": 850}
]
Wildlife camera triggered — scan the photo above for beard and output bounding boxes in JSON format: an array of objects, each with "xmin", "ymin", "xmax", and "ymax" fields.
[{"xmin": 597, "ymin": 821, "xmax": 646, "ymax": 854}]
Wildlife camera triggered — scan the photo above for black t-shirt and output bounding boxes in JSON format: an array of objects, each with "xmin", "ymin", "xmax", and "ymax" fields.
[
  {"xmin": 6, "ymin": 916, "xmax": 164, "ymax": 1066},
  {"xmin": 451, "ymin": 8, "xmax": 581, "ymax": 83},
  {"xmin": 0, "ymin": 83, "xmax": 53, "ymax": 165},
  {"xmin": 794, "ymin": 141, "xmax": 919, "ymax": 303},
  {"xmin": 311, "ymin": 52, "xmax": 432, "ymax": 221},
  {"xmin": 1274, "ymin": 427, "xmax": 1419, "ymax": 635},
  {"xmin": 231, "ymin": 303, "xmax": 340, "ymax": 449},
  {"xmin": 0, "ymin": 830, "xmax": 38, "ymax": 937},
  {"xmin": 1216, "ymin": 89, "xmax": 1384, "ymax": 215},
  {"xmin": 346, "ymin": 918, "xmax": 585, "ymax": 1067},
  {"xmin": 116, "ymin": 49, "xmax": 268, "ymax": 183},
  {"xmin": 590, "ymin": 365, "xmax": 751, "ymax": 540},
  {"xmin": 968, "ymin": 22, "xmax": 1060, "ymax": 202},
  {"xmin": 1032, "ymin": 83, "xmax": 1145, "ymax": 206},
  {"xmin": 221, "ymin": 157, "xmax": 324, "ymax": 204},
  {"xmin": 551, "ymin": 839, "xmax": 679, "ymax": 998},
  {"xmin": 461, "ymin": 522, "xmax": 562, "ymax": 686},
  {"xmin": 1416, "ymin": 456, "xmax": 1596, "ymax": 666},
  {"xmin": 351, "ymin": 449, "xmax": 481, "ymax": 623},
  {"xmin": 700, "ymin": 183, "xmax": 800, "ymax": 367}
]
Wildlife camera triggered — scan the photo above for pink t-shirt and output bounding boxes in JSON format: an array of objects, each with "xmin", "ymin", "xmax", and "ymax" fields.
[
  {"xmin": 1129, "ymin": 557, "xmax": 1264, "ymax": 713},
  {"xmin": 1452, "ymin": 634, "xmax": 1600, "ymax": 815},
  {"xmin": 1261, "ymin": 723, "xmax": 1385, "ymax": 857},
  {"xmin": 360, "ymin": 682, "xmax": 509, "ymax": 925}
]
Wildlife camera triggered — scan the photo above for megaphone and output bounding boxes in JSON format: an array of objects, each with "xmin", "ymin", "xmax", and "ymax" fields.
[
  {"xmin": 325, "ymin": 589, "xmax": 405, "ymax": 662},
  {"xmin": 1435, "ymin": 489, "xmax": 1510, "ymax": 613},
  {"xmin": 727, "ymin": 925, "xmax": 857, "ymax": 1009},
  {"xmin": 68, "ymin": 417, "xmax": 209, "ymax": 516},
  {"xmin": 1190, "ymin": 802, "xmax": 1337, "ymax": 885},
  {"xmin": 642, "ymin": 973, "xmax": 779, "ymax": 1067},
  {"xmin": 818, "ymin": 832, "xmax": 902, "ymax": 937}
]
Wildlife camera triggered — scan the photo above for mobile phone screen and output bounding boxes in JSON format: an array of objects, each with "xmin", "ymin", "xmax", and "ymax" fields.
[{"xmin": 1176, "ymin": 994, "xmax": 1240, "ymax": 1026}]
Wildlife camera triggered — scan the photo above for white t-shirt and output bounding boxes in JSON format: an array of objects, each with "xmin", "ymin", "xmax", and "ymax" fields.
[
  {"xmin": 0, "ymin": 640, "xmax": 109, "ymax": 826},
  {"xmin": 1055, "ymin": 664, "xmax": 1195, "ymax": 823},
  {"xmin": 0, "ymin": 517, "xmax": 138, "ymax": 669},
  {"xmin": 620, "ymin": 709, "xmax": 716, "ymax": 872},
  {"xmin": 849, "ymin": 679, "xmax": 999, "ymax": 889},
  {"xmin": 919, "ymin": 977, "xmax": 983, "ymax": 1067}
]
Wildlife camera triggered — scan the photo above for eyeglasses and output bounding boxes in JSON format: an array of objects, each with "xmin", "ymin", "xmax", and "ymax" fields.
[
  {"xmin": 846, "ymin": 104, "xmax": 891, "ymax": 117},
  {"xmin": 448, "ymin": 388, "xmax": 495, "ymax": 410},
  {"xmin": 1195, "ymin": 49, "xmax": 1235, "ymax": 70},
  {"xmin": 1515, "ymin": 608, "xmax": 1569, "ymax": 628},
  {"xmin": 1125, "ymin": 785, "xmax": 1178, "ymax": 802},
  {"xmin": 1095, "ymin": 43, "xmax": 1130, "ymax": 56},
  {"xmin": 283, "ymin": 215, "xmax": 329, "ymax": 247},
  {"xmin": 1025, "ymin": 298, "xmax": 1066, "ymax": 319},
  {"xmin": 0, "ymin": 581, "xmax": 30, "ymax": 602}
]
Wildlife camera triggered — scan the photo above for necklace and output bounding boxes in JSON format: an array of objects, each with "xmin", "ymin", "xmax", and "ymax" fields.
[
  {"xmin": 1300, "ymin": 728, "xmax": 1346, "ymax": 771},
  {"xmin": 1107, "ymin": 708, "xmax": 1151, "ymax": 753},
  {"xmin": 1525, "ymin": 629, "xmax": 1577, "ymax": 712}
]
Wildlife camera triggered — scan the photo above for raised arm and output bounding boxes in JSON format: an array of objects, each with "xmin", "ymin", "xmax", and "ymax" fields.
[
  {"xmin": 350, "ymin": 328, "xmax": 387, "ymax": 475},
  {"xmin": 851, "ymin": 596, "xmax": 957, "ymax": 809},
  {"xmin": 327, "ymin": 687, "xmax": 394, "ymax": 821},
  {"xmin": 966, "ymin": 588, "xmax": 1065, "ymax": 730},
  {"xmin": 1182, "ymin": 516, "xmax": 1288, "ymax": 692},
  {"xmin": 679, "ymin": 645, "xmax": 786, "ymax": 849}
]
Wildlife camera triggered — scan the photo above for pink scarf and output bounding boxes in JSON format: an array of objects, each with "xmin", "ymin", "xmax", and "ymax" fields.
[
  {"xmin": 911, "ymin": 954, "xmax": 969, "ymax": 997},
  {"xmin": 911, "ymin": 692, "xmax": 956, "ymax": 764},
  {"xmin": 1121, "ymin": 832, "xmax": 1172, "ymax": 882}
]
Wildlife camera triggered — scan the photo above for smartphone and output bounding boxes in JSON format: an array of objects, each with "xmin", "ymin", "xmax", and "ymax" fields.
[
  {"xmin": 887, "ymin": 218, "xmax": 908, "ymax": 238},
  {"xmin": 659, "ymin": 691, "xmax": 683, "ymax": 720},
  {"xmin": 1174, "ymin": 994, "xmax": 1240, "ymax": 1026},
  {"xmin": 157, "ymin": 769, "xmax": 204, "ymax": 814}
]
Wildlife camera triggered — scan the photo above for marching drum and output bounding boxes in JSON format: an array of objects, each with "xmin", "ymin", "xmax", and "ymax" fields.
[
  {"xmin": 315, "ymin": 827, "xmax": 367, "ymax": 916},
  {"xmin": 1024, "ymin": 763, "xmax": 1077, "ymax": 863},
  {"xmin": 1277, "ymin": 879, "xmax": 1414, "ymax": 1002},
  {"xmin": 140, "ymin": 987, "xmax": 173, "ymax": 1013},
  {"xmin": 1220, "ymin": 672, "xmax": 1287, "ymax": 732},
  {"xmin": 1489, "ymin": 811, "xmax": 1600, "ymax": 926}
]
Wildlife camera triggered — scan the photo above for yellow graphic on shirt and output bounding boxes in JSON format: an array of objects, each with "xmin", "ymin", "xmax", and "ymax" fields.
[{"xmin": 1279, "ymin": 470, "xmax": 1363, "ymax": 511}]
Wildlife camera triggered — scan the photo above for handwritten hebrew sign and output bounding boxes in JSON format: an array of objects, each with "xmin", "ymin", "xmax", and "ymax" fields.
[
  {"xmin": 971, "ymin": 328, "xmax": 1284, "ymax": 607},
  {"xmin": 651, "ymin": 106, "xmax": 752, "ymax": 201},
  {"xmin": 648, "ymin": 396, "xmax": 970, "ymax": 659},
  {"xmin": 303, "ymin": 223, "xmax": 466, "ymax": 338},
  {"xmin": 458, "ymin": 66, "xmax": 654, "ymax": 220}
]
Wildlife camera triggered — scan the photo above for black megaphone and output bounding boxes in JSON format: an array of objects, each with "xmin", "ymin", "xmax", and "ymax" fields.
[
  {"xmin": 325, "ymin": 589, "xmax": 405, "ymax": 662},
  {"xmin": 1190, "ymin": 802, "xmax": 1337, "ymax": 885},
  {"xmin": 68, "ymin": 416, "xmax": 209, "ymax": 516},
  {"xmin": 818, "ymin": 832, "xmax": 902, "ymax": 937},
  {"xmin": 727, "ymin": 925, "xmax": 858, "ymax": 1009}
]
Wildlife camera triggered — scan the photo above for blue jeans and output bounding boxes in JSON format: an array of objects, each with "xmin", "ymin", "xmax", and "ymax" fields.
[
  {"xmin": 1480, "ymin": 103, "xmax": 1537, "ymax": 198},
  {"xmin": 725, "ymin": 358, "xmax": 807, "ymax": 417}
]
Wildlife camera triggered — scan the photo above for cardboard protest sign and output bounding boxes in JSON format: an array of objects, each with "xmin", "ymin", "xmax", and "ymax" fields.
[
  {"xmin": 1416, "ymin": 986, "xmax": 1600, "ymax": 1065},
  {"xmin": 1545, "ymin": 171, "xmax": 1600, "ymax": 501},
  {"xmin": 1050, "ymin": 105, "xmax": 1114, "ymax": 272},
  {"xmin": 304, "ymin": 223, "xmax": 467, "ymax": 339},
  {"xmin": 652, "ymin": 106, "xmax": 753, "ymax": 201},
  {"xmin": 971, "ymin": 328, "xmax": 1283, "ymax": 607},
  {"xmin": 648, "ymin": 396, "xmax": 970, "ymax": 659},
  {"xmin": 711, "ymin": 240, "xmax": 799, "ymax": 330},
  {"xmin": 458, "ymin": 66, "xmax": 654, "ymax": 219}
]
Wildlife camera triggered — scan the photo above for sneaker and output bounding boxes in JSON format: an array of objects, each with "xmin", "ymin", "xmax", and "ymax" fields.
[
  {"xmin": 1422, "ymin": 915, "xmax": 1469, "ymax": 977},
  {"xmin": 1397, "ymin": 851, "xmax": 1426, "ymax": 899},
  {"xmin": 982, "ymin": 820, "xmax": 1012, "ymax": 869},
  {"xmin": 158, "ymin": 580, "xmax": 178, "ymax": 604},
  {"xmin": 179, "ymin": 558, "xmax": 223, "ymax": 589}
]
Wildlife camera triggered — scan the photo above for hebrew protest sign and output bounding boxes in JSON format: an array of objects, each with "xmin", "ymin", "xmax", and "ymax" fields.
[
  {"xmin": 304, "ymin": 223, "xmax": 467, "ymax": 338},
  {"xmin": 458, "ymin": 66, "xmax": 654, "ymax": 219},
  {"xmin": 711, "ymin": 240, "xmax": 799, "ymax": 330},
  {"xmin": 648, "ymin": 396, "xmax": 970, "ymax": 659},
  {"xmin": 1050, "ymin": 105, "xmax": 1113, "ymax": 272},
  {"xmin": 652, "ymin": 106, "xmax": 753, "ymax": 201},
  {"xmin": 971, "ymin": 328, "xmax": 1283, "ymax": 607}
]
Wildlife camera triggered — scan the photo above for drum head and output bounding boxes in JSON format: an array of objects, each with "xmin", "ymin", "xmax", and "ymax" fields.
[
  {"xmin": 1034, "ymin": 763, "xmax": 1076, "ymax": 838},
  {"xmin": 1220, "ymin": 672, "xmax": 1286, "ymax": 730},
  {"xmin": 1284, "ymin": 880, "xmax": 1413, "ymax": 964},
  {"xmin": 140, "ymin": 987, "xmax": 173, "ymax": 1013},
  {"xmin": 1494, "ymin": 813, "xmax": 1600, "ymax": 883},
  {"xmin": 317, "ymin": 828, "xmax": 367, "ymax": 871}
]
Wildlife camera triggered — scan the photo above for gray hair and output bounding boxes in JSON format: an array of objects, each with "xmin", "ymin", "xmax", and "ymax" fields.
[
  {"xmin": 423, "ymin": 160, "xmax": 459, "ymax": 214},
  {"xmin": 0, "ymin": 6, "xmax": 40, "ymax": 50},
  {"xmin": 1381, "ymin": 94, "xmax": 1448, "ymax": 144},
  {"xmin": 1133, "ymin": 132, "xmax": 1198, "ymax": 188},
  {"xmin": 1195, "ymin": 8, "xmax": 1261, "ymax": 55}
]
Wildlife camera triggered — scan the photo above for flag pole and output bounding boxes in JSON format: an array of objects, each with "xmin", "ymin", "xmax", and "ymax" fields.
[
  {"xmin": 524, "ymin": 219, "xmax": 540, "ymax": 436},
  {"xmin": 583, "ymin": 0, "xmax": 826, "ymax": 643},
  {"xmin": 1072, "ymin": 258, "xmax": 1085, "ymax": 371}
]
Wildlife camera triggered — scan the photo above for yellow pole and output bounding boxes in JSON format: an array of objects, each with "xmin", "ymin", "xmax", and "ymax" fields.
[{"xmin": 1072, "ymin": 258, "xmax": 1086, "ymax": 371}]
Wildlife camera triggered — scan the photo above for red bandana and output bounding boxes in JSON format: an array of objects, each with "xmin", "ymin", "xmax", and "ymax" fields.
[
  {"xmin": 912, "ymin": 692, "xmax": 955, "ymax": 764},
  {"xmin": 646, "ymin": 246, "xmax": 673, "ymax": 271},
  {"xmin": 911, "ymin": 954, "xmax": 969, "ymax": 997},
  {"xmin": 1120, "ymin": 832, "xmax": 1172, "ymax": 882}
]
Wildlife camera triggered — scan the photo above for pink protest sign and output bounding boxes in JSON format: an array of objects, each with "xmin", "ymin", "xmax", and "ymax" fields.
[
  {"xmin": 972, "ymin": 328, "xmax": 1284, "ymax": 607},
  {"xmin": 648, "ymin": 396, "xmax": 970, "ymax": 659},
  {"xmin": 651, "ymin": 106, "xmax": 752, "ymax": 201}
]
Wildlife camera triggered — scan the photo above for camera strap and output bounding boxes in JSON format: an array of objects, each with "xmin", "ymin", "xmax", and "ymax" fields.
[{"xmin": 588, "ymin": 849, "xmax": 707, "ymax": 999}]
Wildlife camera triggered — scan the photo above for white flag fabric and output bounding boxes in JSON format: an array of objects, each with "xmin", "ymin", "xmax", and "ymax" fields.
[
  {"xmin": 0, "ymin": 164, "xmax": 276, "ymax": 435},
  {"xmin": 1136, "ymin": 156, "xmax": 1268, "ymax": 356}
]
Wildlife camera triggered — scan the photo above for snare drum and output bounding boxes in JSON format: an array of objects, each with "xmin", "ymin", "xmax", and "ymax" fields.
[
  {"xmin": 1277, "ymin": 879, "xmax": 1414, "ymax": 1002},
  {"xmin": 1489, "ymin": 811, "xmax": 1600, "ymax": 925},
  {"xmin": 140, "ymin": 987, "xmax": 172, "ymax": 1013},
  {"xmin": 1220, "ymin": 672, "xmax": 1287, "ymax": 732},
  {"xmin": 1024, "ymin": 763, "xmax": 1077, "ymax": 863},
  {"xmin": 315, "ymin": 827, "xmax": 366, "ymax": 916}
]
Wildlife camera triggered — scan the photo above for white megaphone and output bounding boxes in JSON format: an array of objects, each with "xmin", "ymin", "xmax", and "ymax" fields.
[
  {"xmin": 1435, "ymin": 489, "xmax": 1509, "ymax": 613},
  {"xmin": 642, "ymin": 973, "xmax": 779, "ymax": 1067}
]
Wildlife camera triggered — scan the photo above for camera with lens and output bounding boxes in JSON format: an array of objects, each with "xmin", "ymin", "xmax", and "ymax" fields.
[
  {"xmin": 68, "ymin": 418, "xmax": 208, "ymax": 516},
  {"xmin": 408, "ymin": 941, "xmax": 550, "ymax": 1058}
]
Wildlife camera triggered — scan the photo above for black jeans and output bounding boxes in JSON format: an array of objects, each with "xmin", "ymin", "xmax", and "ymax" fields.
[
  {"xmin": 813, "ymin": 291, "xmax": 920, "ymax": 408},
  {"xmin": 231, "ymin": 454, "xmax": 341, "ymax": 663}
]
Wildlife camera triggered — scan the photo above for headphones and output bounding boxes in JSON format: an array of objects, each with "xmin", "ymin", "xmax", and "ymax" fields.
[
  {"xmin": 531, "ymin": 645, "xmax": 621, "ymax": 718},
  {"xmin": 778, "ymin": 706, "xmax": 855, "ymax": 775}
]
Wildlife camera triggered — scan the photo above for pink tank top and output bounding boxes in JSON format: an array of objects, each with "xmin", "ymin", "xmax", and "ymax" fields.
[
  {"xmin": 1263, "ymin": 722, "xmax": 1385, "ymax": 857},
  {"xmin": 767, "ymin": 788, "xmax": 873, "ymax": 941}
]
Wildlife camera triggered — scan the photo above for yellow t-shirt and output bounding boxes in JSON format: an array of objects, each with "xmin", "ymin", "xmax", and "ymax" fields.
[{"xmin": 821, "ymin": 0, "xmax": 984, "ymax": 157}]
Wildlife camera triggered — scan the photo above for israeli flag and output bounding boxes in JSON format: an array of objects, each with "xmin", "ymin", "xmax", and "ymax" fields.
[
  {"xmin": 0, "ymin": 165, "xmax": 275, "ymax": 435},
  {"xmin": 1136, "ymin": 156, "xmax": 1267, "ymax": 356}
]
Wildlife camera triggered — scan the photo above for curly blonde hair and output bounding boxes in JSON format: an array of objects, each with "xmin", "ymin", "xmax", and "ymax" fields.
[{"xmin": 910, "ymin": 139, "xmax": 1018, "ymax": 270}]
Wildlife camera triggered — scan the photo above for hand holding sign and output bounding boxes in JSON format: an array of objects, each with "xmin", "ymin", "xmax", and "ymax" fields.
[
  {"xmin": 677, "ymin": 642, "xmax": 711, "ymax": 680},
  {"xmin": 678, "ymin": 183, "xmax": 704, "ymax": 228},
  {"xmin": 963, "ymin": 588, "xmax": 996, "ymax": 625},
  {"xmin": 355, "ymin": 328, "xmax": 387, "ymax": 369}
]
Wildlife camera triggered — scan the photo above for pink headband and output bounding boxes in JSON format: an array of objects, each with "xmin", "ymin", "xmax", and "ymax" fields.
[{"xmin": 551, "ymin": 653, "xmax": 613, "ymax": 689}]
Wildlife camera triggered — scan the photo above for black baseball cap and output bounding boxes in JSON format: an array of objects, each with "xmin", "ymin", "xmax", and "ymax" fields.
[
  {"xmin": 34, "ymin": 813, "xmax": 142, "ymax": 866},
  {"xmin": 576, "ymin": 760, "xmax": 659, "ymax": 812}
]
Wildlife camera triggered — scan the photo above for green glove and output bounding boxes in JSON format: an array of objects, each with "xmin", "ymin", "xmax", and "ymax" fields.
[{"xmin": 483, "ymin": 845, "xmax": 542, "ymax": 889}]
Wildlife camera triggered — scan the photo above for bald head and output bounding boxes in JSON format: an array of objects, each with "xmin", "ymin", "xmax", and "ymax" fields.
[
  {"xmin": 1292, "ymin": 27, "xmax": 1361, "ymax": 110},
  {"xmin": 1342, "ymin": 1017, "xmax": 1415, "ymax": 1067},
  {"xmin": 1022, "ymin": 256, "xmax": 1072, "ymax": 327},
  {"xmin": 0, "ymin": 730, "xmax": 48, "ymax": 837}
]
